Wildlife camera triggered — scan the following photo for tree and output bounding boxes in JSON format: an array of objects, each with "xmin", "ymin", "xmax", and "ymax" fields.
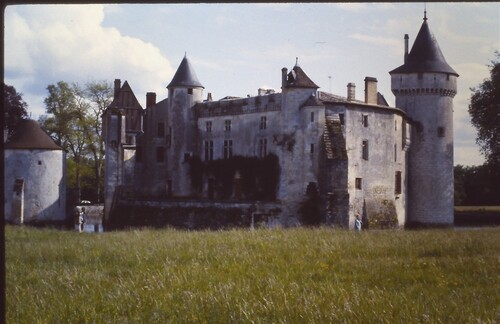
[
  {"xmin": 81, "ymin": 81, "xmax": 113, "ymax": 202},
  {"xmin": 469, "ymin": 52, "xmax": 500, "ymax": 168},
  {"xmin": 40, "ymin": 81, "xmax": 88, "ymax": 200},
  {"xmin": 39, "ymin": 80, "xmax": 112, "ymax": 203},
  {"xmin": 3, "ymin": 83, "xmax": 29, "ymax": 140}
]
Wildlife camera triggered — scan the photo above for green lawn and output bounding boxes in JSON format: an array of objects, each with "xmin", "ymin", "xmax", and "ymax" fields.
[{"xmin": 5, "ymin": 225, "xmax": 499, "ymax": 323}]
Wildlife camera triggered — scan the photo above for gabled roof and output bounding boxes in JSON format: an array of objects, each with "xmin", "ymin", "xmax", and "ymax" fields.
[
  {"xmin": 4, "ymin": 119, "xmax": 63, "ymax": 150},
  {"xmin": 285, "ymin": 65, "xmax": 319, "ymax": 89},
  {"xmin": 167, "ymin": 55, "xmax": 204, "ymax": 89},
  {"xmin": 390, "ymin": 15, "xmax": 458, "ymax": 76}
]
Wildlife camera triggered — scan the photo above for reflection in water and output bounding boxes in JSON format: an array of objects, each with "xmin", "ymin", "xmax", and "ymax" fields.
[{"xmin": 75, "ymin": 224, "xmax": 103, "ymax": 233}]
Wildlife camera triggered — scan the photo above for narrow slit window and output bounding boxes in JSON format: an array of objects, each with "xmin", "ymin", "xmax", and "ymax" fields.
[
  {"xmin": 355, "ymin": 178, "xmax": 362, "ymax": 190},
  {"xmin": 395, "ymin": 171, "xmax": 402, "ymax": 194},
  {"xmin": 363, "ymin": 115, "xmax": 368, "ymax": 127},
  {"xmin": 362, "ymin": 140, "xmax": 369, "ymax": 160}
]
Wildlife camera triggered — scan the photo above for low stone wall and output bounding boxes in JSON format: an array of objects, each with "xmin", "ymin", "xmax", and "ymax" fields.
[
  {"xmin": 108, "ymin": 200, "xmax": 282, "ymax": 230},
  {"xmin": 74, "ymin": 204, "xmax": 104, "ymax": 225}
]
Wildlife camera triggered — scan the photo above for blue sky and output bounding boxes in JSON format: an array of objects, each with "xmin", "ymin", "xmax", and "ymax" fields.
[{"xmin": 4, "ymin": 3, "xmax": 499, "ymax": 166}]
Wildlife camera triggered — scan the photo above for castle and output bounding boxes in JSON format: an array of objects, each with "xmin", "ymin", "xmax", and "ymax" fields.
[{"xmin": 103, "ymin": 13, "xmax": 458, "ymax": 230}]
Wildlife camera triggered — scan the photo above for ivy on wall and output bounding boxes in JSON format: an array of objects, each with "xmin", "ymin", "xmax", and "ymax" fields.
[{"xmin": 188, "ymin": 154, "xmax": 280, "ymax": 201}]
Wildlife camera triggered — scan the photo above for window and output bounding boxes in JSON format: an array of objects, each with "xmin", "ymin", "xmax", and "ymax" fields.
[
  {"xmin": 136, "ymin": 146, "xmax": 143, "ymax": 163},
  {"xmin": 395, "ymin": 171, "xmax": 402, "ymax": 194},
  {"xmin": 187, "ymin": 88, "xmax": 193, "ymax": 95},
  {"xmin": 395, "ymin": 120, "xmax": 397, "ymax": 131},
  {"xmin": 156, "ymin": 147, "xmax": 165, "ymax": 162},
  {"xmin": 355, "ymin": 178, "xmax": 362, "ymax": 190},
  {"xmin": 339, "ymin": 113, "xmax": 345, "ymax": 125},
  {"xmin": 362, "ymin": 140, "xmax": 369, "ymax": 160},
  {"xmin": 224, "ymin": 119, "xmax": 231, "ymax": 132},
  {"xmin": 206, "ymin": 121, "xmax": 212, "ymax": 133},
  {"xmin": 259, "ymin": 138, "xmax": 267, "ymax": 158},
  {"xmin": 260, "ymin": 116, "xmax": 267, "ymax": 130},
  {"xmin": 157, "ymin": 122, "xmax": 165, "ymax": 137},
  {"xmin": 204, "ymin": 140, "xmax": 213, "ymax": 161},
  {"xmin": 310, "ymin": 143, "xmax": 315, "ymax": 155},
  {"xmin": 310, "ymin": 111, "xmax": 315, "ymax": 123},
  {"xmin": 223, "ymin": 140, "xmax": 233, "ymax": 159},
  {"xmin": 363, "ymin": 115, "xmax": 368, "ymax": 127},
  {"xmin": 437, "ymin": 127, "xmax": 445, "ymax": 138},
  {"xmin": 394, "ymin": 144, "xmax": 397, "ymax": 162}
]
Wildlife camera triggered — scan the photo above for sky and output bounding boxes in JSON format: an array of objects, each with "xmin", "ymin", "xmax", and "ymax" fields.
[{"xmin": 4, "ymin": 3, "xmax": 499, "ymax": 166}]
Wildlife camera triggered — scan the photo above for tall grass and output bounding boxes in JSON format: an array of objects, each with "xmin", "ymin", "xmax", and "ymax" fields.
[{"xmin": 5, "ymin": 226, "xmax": 499, "ymax": 322}]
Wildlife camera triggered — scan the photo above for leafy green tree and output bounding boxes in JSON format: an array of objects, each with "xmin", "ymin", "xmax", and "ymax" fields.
[
  {"xmin": 40, "ymin": 81, "xmax": 88, "ymax": 198},
  {"xmin": 3, "ymin": 83, "xmax": 28, "ymax": 140},
  {"xmin": 469, "ymin": 52, "xmax": 500, "ymax": 168}
]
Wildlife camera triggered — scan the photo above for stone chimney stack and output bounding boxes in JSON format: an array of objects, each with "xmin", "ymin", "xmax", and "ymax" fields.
[
  {"xmin": 364, "ymin": 77, "xmax": 378, "ymax": 105},
  {"xmin": 347, "ymin": 83, "xmax": 356, "ymax": 101},
  {"xmin": 281, "ymin": 68, "xmax": 288, "ymax": 89},
  {"xmin": 114, "ymin": 79, "xmax": 121, "ymax": 98},
  {"xmin": 146, "ymin": 92, "xmax": 156, "ymax": 108},
  {"xmin": 207, "ymin": 92, "xmax": 213, "ymax": 101},
  {"xmin": 404, "ymin": 34, "xmax": 409, "ymax": 64}
]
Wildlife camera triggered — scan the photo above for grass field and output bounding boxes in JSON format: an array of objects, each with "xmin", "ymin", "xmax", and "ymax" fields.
[{"xmin": 5, "ymin": 225, "xmax": 499, "ymax": 323}]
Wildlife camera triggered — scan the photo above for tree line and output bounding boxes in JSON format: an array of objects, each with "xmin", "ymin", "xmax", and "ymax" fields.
[{"xmin": 3, "ymin": 53, "xmax": 498, "ymax": 205}]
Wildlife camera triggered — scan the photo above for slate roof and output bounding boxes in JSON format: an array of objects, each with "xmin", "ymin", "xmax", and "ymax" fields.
[
  {"xmin": 390, "ymin": 16, "xmax": 458, "ymax": 76},
  {"xmin": 4, "ymin": 119, "xmax": 63, "ymax": 150},
  {"xmin": 167, "ymin": 55, "xmax": 204, "ymax": 89},
  {"xmin": 285, "ymin": 65, "xmax": 319, "ymax": 89}
]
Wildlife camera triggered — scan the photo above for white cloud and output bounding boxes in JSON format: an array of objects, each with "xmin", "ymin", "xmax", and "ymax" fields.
[{"xmin": 5, "ymin": 4, "xmax": 174, "ymax": 117}]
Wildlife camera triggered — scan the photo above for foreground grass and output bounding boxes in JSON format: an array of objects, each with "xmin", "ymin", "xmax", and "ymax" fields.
[{"xmin": 5, "ymin": 226, "xmax": 499, "ymax": 323}]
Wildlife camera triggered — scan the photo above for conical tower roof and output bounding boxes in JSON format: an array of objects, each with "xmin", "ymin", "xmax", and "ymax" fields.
[
  {"xmin": 167, "ymin": 55, "xmax": 204, "ymax": 89},
  {"xmin": 4, "ymin": 119, "xmax": 63, "ymax": 150},
  {"xmin": 390, "ymin": 14, "xmax": 458, "ymax": 76},
  {"xmin": 285, "ymin": 61, "xmax": 319, "ymax": 89}
]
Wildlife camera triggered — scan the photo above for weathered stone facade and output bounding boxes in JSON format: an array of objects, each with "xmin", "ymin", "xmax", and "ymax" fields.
[
  {"xmin": 4, "ymin": 120, "xmax": 67, "ymax": 224},
  {"xmin": 103, "ymin": 15, "xmax": 457, "ymax": 230}
]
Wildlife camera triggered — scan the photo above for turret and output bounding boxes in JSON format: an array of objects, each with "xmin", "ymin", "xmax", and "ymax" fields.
[
  {"xmin": 166, "ymin": 54, "xmax": 204, "ymax": 196},
  {"xmin": 389, "ymin": 11, "xmax": 458, "ymax": 227}
]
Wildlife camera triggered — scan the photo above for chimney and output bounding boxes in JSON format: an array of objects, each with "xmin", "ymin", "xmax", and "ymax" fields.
[
  {"xmin": 364, "ymin": 77, "xmax": 378, "ymax": 105},
  {"xmin": 404, "ymin": 34, "xmax": 409, "ymax": 64},
  {"xmin": 207, "ymin": 92, "xmax": 213, "ymax": 101},
  {"xmin": 347, "ymin": 83, "xmax": 356, "ymax": 101},
  {"xmin": 114, "ymin": 79, "xmax": 121, "ymax": 98},
  {"xmin": 146, "ymin": 92, "xmax": 156, "ymax": 108},
  {"xmin": 281, "ymin": 67, "xmax": 288, "ymax": 89}
]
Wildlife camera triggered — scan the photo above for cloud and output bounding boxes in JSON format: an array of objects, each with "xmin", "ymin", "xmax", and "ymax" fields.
[{"xmin": 4, "ymin": 4, "xmax": 174, "ymax": 117}]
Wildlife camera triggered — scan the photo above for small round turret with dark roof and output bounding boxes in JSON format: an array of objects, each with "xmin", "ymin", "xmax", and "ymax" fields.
[
  {"xmin": 390, "ymin": 12, "xmax": 458, "ymax": 227},
  {"xmin": 4, "ymin": 119, "xmax": 62, "ymax": 150},
  {"xmin": 4, "ymin": 119, "xmax": 66, "ymax": 224},
  {"xmin": 167, "ymin": 54, "xmax": 204, "ymax": 197},
  {"xmin": 167, "ymin": 54, "xmax": 204, "ymax": 89}
]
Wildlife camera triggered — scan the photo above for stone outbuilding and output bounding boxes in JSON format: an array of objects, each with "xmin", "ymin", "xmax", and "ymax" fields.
[{"xmin": 4, "ymin": 119, "xmax": 67, "ymax": 224}]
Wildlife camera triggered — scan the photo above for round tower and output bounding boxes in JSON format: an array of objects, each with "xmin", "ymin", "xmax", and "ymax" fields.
[
  {"xmin": 4, "ymin": 120, "xmax": 67, "ymax": 225},
  {"xmin": 390, "ymin": 12, "xmax": 458, "ymax": 226},
  {"xmin": 166, "ymin": 54, "xmax": 204, "ymax": 196}
]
